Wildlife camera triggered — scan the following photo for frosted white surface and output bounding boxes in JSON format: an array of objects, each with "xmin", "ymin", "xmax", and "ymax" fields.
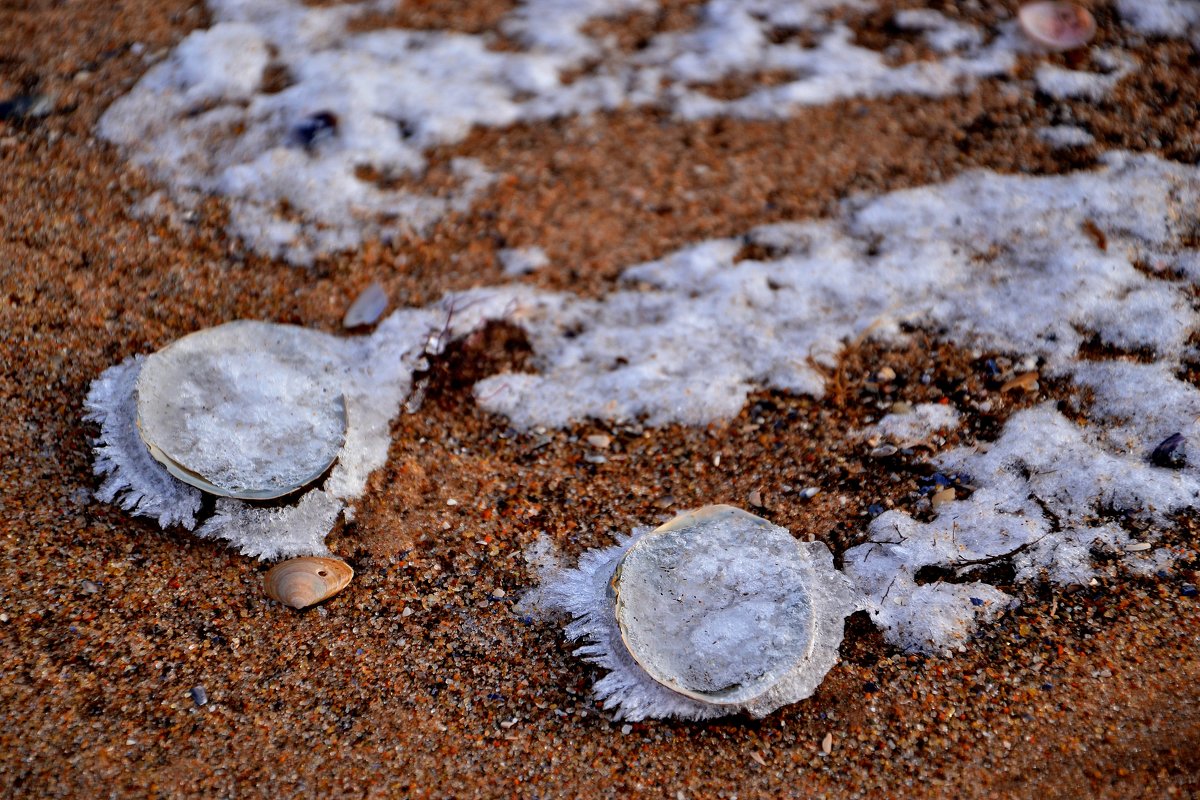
[
  {"xmin": 197, "ymin": 488, "xmax": 343, "ymax": 561},
  {"xmin": 99, "ymin": 0, "xmax": 1043, "ymax": 262},
  {"xmin": 870, "ymin": 403, "xmax": 961, "ymax": 448},
  {"xmin": 498, "ymin": 246, "xmax": 550, "ymax": 277},
  {"xmin": 1117, "ymin": 0, "xmax": 1200, "ymax": 37},
  {"xmin": 532, "ymin": 507, "xmax": 861, "ymax": 721},
  {"xmin": 1034, "ymin": 50, "xmax": 1136, "ymax": 101},
  {"xmin": 466, "ymin": 153, "xmax": 1200, "ymax": 429},
  {"xmin": 1037, "ymin": 124, "xmax": 1095, "ymax": 148}
]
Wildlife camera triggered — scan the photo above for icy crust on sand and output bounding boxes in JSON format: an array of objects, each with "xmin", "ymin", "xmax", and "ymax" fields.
[
  {"xmin": 467, "ymin": 153, "xmax": 1200, "ymax": 428},
  {"xmin": 533, "ymin": 520, "xmax": 861, "ymax": 721},
  {"xmin": 99, "ymin": 0, "xmax": 1038, "ymax": 262},
  {"xmin": 86, "ymin": 309, "xmax": 444, "ymax": 559},
  {"xmin": 1117, "ymin": 0, "xmax": 1200, "ymax": 38},
  {"xmin": 869, "ymin": 403, "xmax": 961, "ymax": 448},
  {"xmin": 84, "ymin": 356, "xmax": 203, "ymax": 529},
  {"xmin": 463, "ymin": 153, "xmax": 1200, "ymax": 651}
]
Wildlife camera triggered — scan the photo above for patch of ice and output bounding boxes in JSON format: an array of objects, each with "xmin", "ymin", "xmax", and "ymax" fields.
[
  {"xmin": 101, "ymin": 0, "xmax": 1029, "ymax": 262},
  {"xmin": 197, "ymin": 488, "xmax": 343, "ymax": 561},
  {"xmin": 1034, "ymin": 50, "xmax": 1137, "ymax": 101},
  {"xmin": 870, "ymin": 403, "xmax": 961, "ymax": 448},
  {"xmin": 498, "ymin": 246, "xmax": 550, "ymax": 277},
  {"xmin": 1037, "ymin": 124, "xmax": 1095, "ymax": 148},
  {"xmin": 1117, "ymin": 0, "xmax": 1200, "ymax": 38},
  {"xmin": 466, "ymin": 153, "xmax": 1200, "ymax": 429},
  {"xmin": 84, "ymin": 356, "xmax": 203, "ymax": 530},
  {"xmin": 844, "ymin": 404, "xmax": 1200, "ymax": 652}
]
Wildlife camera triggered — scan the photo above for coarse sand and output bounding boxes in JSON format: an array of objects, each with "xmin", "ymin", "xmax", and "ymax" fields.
[{"xmin": 1, "ymin": 0, "xmax": 1198, "ymax": 797}]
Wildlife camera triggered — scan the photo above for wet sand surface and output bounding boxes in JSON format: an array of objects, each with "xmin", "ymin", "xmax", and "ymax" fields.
[{"xmin": 1, "ymin": 1, "xmax": 1198, "ymax": 797}]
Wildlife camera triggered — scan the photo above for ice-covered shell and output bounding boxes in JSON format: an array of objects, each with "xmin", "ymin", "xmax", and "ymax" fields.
[
  {"xmin": 135, "ymin": 320, "xmax": 348, "ymax": 500},
  {"xmin": 610, "ymin": 505, "xmax": 859, "ymax": 710},
  {"xmin": 343, "ymin": 281, "xmax": 389, "ymax": 328},
  {"xmin": 264, "ymin": 556, "xmax": 354, "ymax": 609},
  {"xmin": 1018, "ymin": 2, "xmax": 1096, "ymax": 51}
]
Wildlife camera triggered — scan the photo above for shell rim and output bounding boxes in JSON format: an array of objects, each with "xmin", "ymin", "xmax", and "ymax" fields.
[{"xmin": 610, "ymin": 504, "xmax": 819, "ymax": 706}]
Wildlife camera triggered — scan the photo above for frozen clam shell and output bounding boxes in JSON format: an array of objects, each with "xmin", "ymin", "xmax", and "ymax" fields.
[
  {"xmin": 1018, "ymin": 2, "xmax": 1096, "ymax": 51},
  {"xmin": 264, "ymin": 556, "xmax": 354, "ymax": 609},
  {"xmin": 610, "ymin": 505, "xmax": 857, "ymax": 707},
  {"xmin": 135, "ymin": 320, "xmax": 348, "ymax": 500}
]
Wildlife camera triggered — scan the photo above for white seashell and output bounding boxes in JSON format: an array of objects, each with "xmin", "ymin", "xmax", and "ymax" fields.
[
  {"xmin": 608, "ymin": 505, "xmax": 860, "ymax": 713},
  {"xmin": 135, "ymin": 320, "xmax": 348, "ymax": 500},
  {"xmin": 1018, "ymin": 2, "xmax": 1096, "ymax": 51},
  {"xmin": 264, "ymin": 556, "xmax": 354, "ymax": 609},
  {"xmin": 342, "ymin": 281, "xmax": 389, "ymax": 328}
]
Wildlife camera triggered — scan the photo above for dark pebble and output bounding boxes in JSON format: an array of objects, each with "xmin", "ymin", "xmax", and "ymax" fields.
[
  {"xmin": 863, "ymin": 681, "xmax": 879, "ymax": 693},
  {"xmin": 867, "ymin": 503, "xmax": 885, "ymax": 518},
  {"xmin": 292, "ymin": 110, "xmax": 338, "ymax": 148},
  {"xmin": 969, "ymin": 597, "xmax": 984, "ymax": 607},
  {"xmin": 0, "ymin": 94, "xmax": 52, "ymax": 121},
  {"xmin": 1150, "ymin": 432, "xmax": 1186, "ymax": 468},
  {"xmin": 190, "ymin": 685, "xmax": 208, "ymax": 707},
  {"xmin": 1182, "ymin": 584, "xmax": 1198, "ymax": 598}
]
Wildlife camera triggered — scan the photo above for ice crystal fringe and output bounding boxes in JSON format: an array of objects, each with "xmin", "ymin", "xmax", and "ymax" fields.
[{"xmin": 84, "ymin": 356, "xmax": 202, "ymax": 530}]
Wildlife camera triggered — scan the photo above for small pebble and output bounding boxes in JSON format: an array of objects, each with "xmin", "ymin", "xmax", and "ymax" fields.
[
  {"xmin": 1150, "ymin": 433, "xmax": 1186, "ymax": 469},
  {"xmin": 81, "ymin": 580, "xmax": 99, "ymax": 594},
  {"xmin": 343, "ymin": 281, "xmax": 388, "ymax": 328},
  {"xmin": 189, "ymin": 685, "xmax": 208, "ymax": 707},
  {"xmin": 620, "ymin": 724, "xmax": 633, "ymax": 735},
  {"xmin": 931, "ymin": 487, "xmax": 956, "ymax": 509},
  {"xmin": 292, "ymin": 110, "xmax": 338, "ymax": 148},
  {"xmin": 747, "ymin": 489, "xmax": 764, "ymax": 508},
  {"xmin": 1123, "ymin": 542, "xmax": 1151, "ymax": 553},
  {"xmin": 800, "ymin": 486, "xmax": 820, "ymax": 500},
  {"xmin": 586, "ymin": 434, "xmax": 612, "ymax": 449},
  {"xmin": 1182, "ymin": 584, "xmax": 1198, "ymax": 598},
  {"xmin": 821, "ymin": 733, "xmax": 833, "ymax": 755},
  {"xmin": 875, "ymin": 366, "xmax": 896, "ymax": 382}
]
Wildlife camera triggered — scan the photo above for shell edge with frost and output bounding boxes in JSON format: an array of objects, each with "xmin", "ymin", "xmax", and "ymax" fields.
[{"xmin": 535, "ymin": 505, "xmax": 862, "ymax": 721}]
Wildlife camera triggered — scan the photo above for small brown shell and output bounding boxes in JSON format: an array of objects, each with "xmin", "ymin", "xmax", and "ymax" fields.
[
  {"xmin": 264, "ymin": 557, "xmax": 354, "ymax": 609},
  {"xmin": 1018, "ymin": 2, "xmax": 1096, "ymax": 51}
]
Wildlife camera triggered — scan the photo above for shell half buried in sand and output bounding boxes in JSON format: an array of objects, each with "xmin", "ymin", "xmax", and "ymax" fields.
[
  {"xmin": 1017, "ymin": 2, "xmax": 1096, "ymax": 51},
  {"xmin": 264, "ymin": 556, "xmax": 354, "ymax": 609},
  {"xmin": 135, "ymin": 320, "xmax": 348, "ymax": 500},
  {"xmin": 610, "ymin": 505, "xmax": 860, "ymax": 710}
]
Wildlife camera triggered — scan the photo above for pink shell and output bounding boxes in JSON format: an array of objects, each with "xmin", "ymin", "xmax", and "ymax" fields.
[{"xmin": 1018, "ymin": 2, "xmax": 1097, "ymax": 51}]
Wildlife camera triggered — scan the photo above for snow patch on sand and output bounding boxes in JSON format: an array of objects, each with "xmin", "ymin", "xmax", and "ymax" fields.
[
  {"xmin": 100, "ymin": 0, "xmax": 1033, "ymax": 263},
  {"xmin": 457, "ymin": 152, "xmax": 1200, "ymax": 651}
]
